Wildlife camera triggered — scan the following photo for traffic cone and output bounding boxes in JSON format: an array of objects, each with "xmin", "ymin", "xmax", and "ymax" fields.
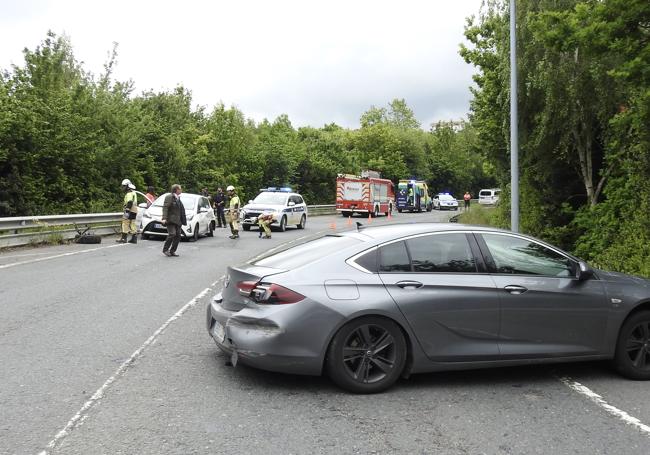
[
  {"xmin": 387, "ymin": 210, "xmax": 392, "ymax": 220},
  {"xmin": 329, "ymin": 221, "xmax": 337, "ymax": 230},
  {"xmin": 368, "ymin": 213, "xmax": 372, "ymax": 223},
  {"xmin": 347, "ymin": 216, "xmax": 352, "ymax": 226}
]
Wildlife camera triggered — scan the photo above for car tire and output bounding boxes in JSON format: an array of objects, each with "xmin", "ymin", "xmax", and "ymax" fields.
[
  {"xmin": 141, "ymin": 233, "xmax": 150, "ymax": 240},
  {"xmin": 279, "ymin": 216, "xmax": 287, "ymax": 232},
  {"xmin": 614, "ymin": 310, "xmax": 650, "ymax": 380},
  {"xmin": 326, "ymin": 316, "xmax": 407, "ymax": 394},
  {"xmin": 297, "ymin": 215, "xmax": 306, "ymax": 229},
  {"xmin": 207, "ymin": 221, "xmax": 215, "ymax": 237},
  {"xmin": 191, "ymin": 224, "xmax": 200, "ymax": 242},
  {"xmin": 243, "ymin": 224, "xmax": 251, "ymax": 231}
]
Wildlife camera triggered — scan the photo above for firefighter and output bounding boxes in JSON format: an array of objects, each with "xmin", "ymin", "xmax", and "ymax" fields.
[
  {"xmin": 117, "ymin": 179, "xmax": 138, "ymax": 244},
  {"xmin": 257, "ymin": 211, "xmax": 273, "ymax": 239},
  {"xmin": 226, "ymin": 185, "xmax": 240, "ymax": 239}
]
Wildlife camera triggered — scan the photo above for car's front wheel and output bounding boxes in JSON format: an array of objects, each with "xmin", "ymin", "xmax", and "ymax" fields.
[
  {"xmin": 191, "ymin": 224, "xmax": 200, "ymax": 242},
  {"xmin": 326, "ymin": 316, "xmax": 407, "ymax": 393},
  {"xmin": 278, "ymin": 215, "xmax": 287, "ymax": 232},
  {"xmin": 614, "ymin": 310, "xmax": 650, "ymax": 380},
  {"xmin": 207, "ymin": 221, "xmax": 215, "ymax": 237}
]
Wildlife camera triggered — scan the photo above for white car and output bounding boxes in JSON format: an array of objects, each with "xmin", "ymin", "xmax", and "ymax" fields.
[
  {"xmin": 433, "ymin": 193, "xmax": 459, "ymax": 210},
  {"xmin": 140, "ymin": 193, "xmax": 216, "ymax": 241},
  {"xmin": 240, "ymin": 187, "xmax": 308, "ymax": 232},
  {"xmin": 478, "ymin": 188, "xmax": 501, "ymax": 205}
]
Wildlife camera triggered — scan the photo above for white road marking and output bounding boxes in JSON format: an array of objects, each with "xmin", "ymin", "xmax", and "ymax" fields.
[
  {"xmin": 38, "ymin": 287, "xmax": 213, "ymax": 455},
  {"xmin": 0, "ymin": 244, "xmax": 127, "ymax": 270},
  {"xmin": 0, "ymin": 251, "xmax": 58, "ymax": 259},
  {"xmin": 559, "ymin": 376, "xmax": 650, "ymax": 437}
]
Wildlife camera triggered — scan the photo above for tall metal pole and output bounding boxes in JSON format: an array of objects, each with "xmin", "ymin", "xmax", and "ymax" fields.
[{"xmin": 510, "ymin": 0, "xmax": 519, "ymax": 232}]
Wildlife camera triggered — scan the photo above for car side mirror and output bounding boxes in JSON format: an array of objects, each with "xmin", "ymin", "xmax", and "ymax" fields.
[
  {"xmin": 576, "ymin": 261, "xmax": 594, "ymax": 281},
  {"xmin": 288, "ymin": 201, "xmax": 296, "ymax": 206},
  {"xmin": 138, "ymin": 202, "xmax": 148, "ymax": 208},
  {"xmin": 248, "ymin": 200, "xmax": 253, "ymax": 204}
]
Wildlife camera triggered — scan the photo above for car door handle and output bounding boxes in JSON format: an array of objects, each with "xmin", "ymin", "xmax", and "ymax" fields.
[
  {"xmin": 504, "ymin": 285, "xmax": 528, "ymax": 295},
  {"xmin": 396, "ymin": 281, "xmax": 423, "ymax": 289}
]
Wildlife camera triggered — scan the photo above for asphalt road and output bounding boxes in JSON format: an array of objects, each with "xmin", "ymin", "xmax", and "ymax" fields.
[{"xmin": 1, "ymin": 210, "xmax": 649, "ymax": 455}]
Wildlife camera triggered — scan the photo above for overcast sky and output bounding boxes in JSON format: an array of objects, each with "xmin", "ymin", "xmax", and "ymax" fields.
[{"xmin": 0, "ymin": 0, "xmax": 482, "ymax": 129}]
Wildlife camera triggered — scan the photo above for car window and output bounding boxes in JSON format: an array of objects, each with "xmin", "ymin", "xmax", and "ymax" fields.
[
  {"xmin": 353, "ymin": 248, "xmax": 378, "ymax": 273},
  {"xmin": 379, "ymin": 241, "xmax": 411, "ymax": 272},
  {"xmin": 295, "ymin": 196, "xmax": 304, "ymax": 204},
  {"xmin": 253, "ymin": 192, "xmax": 288, "ymax": 205},
  {"xmin": 482, "ymin": 234, "xmax": 574, "ymax": 277},
  {"xmin": 406, "ymin": 234, "xmax": 476, "ymax": 273}
]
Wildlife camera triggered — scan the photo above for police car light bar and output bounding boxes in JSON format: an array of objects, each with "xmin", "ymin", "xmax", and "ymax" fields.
[{"xmin": 260, "ymin": 187, "xmax": 293, "ymax": 193}]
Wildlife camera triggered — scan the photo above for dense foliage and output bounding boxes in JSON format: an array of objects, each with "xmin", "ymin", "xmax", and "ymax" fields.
[
  {"xmin": 461, "ymin": 0, "xmax": 649, "ymax": 276},
  {"xmin": 0, "ymin": 32, "xmax": 494, "ymax": 217}
]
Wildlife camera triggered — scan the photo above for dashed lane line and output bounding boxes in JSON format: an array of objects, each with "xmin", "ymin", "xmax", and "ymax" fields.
[
  {"xmin": 559, "ymin": 376, "xmax": 650, "ymax": 437},
  {"xmin": 38, "ymin": 285, "xmax": 214, "ymax": 455},
  {"xmin": 0, "ymin": 244, "xmax": 128, "ymax": 270}
]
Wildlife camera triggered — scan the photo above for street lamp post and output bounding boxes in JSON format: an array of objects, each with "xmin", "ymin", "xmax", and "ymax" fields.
[{"xmin": 510, "ymin": 0, "xmax": 519, "ymax": 232}]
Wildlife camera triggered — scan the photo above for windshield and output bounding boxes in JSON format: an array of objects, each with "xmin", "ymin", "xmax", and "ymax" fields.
[
  {"xmin": 253, "ymin": 235, "xmax": 361, "ymax": 269},
  {"xmin": 151, "ymin": 193, "xmax": 197, "ymax": 210},
  {"xmin": 439, "ymin": 195, "xmax": 455, "ymax": 201},
  {"xmin": 479, "ymin": 191, "xmax": 492, "ymax": 197},
  {"xmin": 253, "ymin": 192, "xmax": 288, "ymax": 205}
]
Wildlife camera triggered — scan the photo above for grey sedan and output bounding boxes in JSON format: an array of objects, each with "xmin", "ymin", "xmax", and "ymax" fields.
[{"xmin": 207, "ymin": 223, "xmax": 650, "ymax": 393}]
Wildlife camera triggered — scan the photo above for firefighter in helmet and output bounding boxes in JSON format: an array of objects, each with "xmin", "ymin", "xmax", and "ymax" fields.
[
  {"xmin": 118, "ymin": 179, "xmax": 138, "ymax": 244},
  {"xmin": 257, "ymin": 211, "xmax": 273, "ymax": 239},
  {"xmin": 226, "ymin": 185, "xmax": 240, "ymax": 239}
]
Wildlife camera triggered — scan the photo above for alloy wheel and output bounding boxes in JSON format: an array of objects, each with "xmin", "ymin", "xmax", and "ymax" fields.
[
  {"xmin": 342, "ymin": 324, "xmax": 397, "ymax": 384},
  {"xmin": 625, "ymin": 321, "xmax": 650, "ymax": 371}
]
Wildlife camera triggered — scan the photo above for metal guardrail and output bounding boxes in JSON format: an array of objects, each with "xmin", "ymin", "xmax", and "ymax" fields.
[{"xmin": 0, "ymin": 205, "xmax": 337, "ymax": 249}]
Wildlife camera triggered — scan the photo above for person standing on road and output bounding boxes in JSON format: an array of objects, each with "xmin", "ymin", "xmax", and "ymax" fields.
[
  {"xmin": 463, "ymin": 191, "xmax": 472, "ymax": 211},
  {"xmin": 213, "ymin": 187, "xmax": 227, "ymax": 228},
  {"xmin": 161, "ymin": 184, "xmax": 186, "ymax": 257},
  {"xmin": 117, "ymin": 179, "xmax": 138, "ymax": 244},
  {"xmin": 145, "ymin": 186, "xmax": 156, "ymax": 207},
  {"xmin": 226, "ymin": 185, "xmax": 240, "ymax": 239}
]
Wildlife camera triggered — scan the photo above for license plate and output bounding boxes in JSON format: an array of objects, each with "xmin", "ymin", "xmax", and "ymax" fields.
[
  {"xmin": 154, "ymin": 223, "xmax": 163, "ymax": 229},
  {"xmin": 211, "ymin": 321, "xmax": 225, "ymax": 343}
]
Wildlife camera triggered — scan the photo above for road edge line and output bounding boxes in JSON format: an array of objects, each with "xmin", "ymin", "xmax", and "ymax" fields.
[
  {"xmin": 38, "ymin": 286, "xmax": 213, "ymax": 454},
  {"xmin": 559, "ymin": 376, "xmax": 650, "ymax": 437}
]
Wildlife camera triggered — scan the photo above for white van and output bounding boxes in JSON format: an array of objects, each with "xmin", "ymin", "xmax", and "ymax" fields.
[{"xmin": 478, "ymin": 188, "xmax": 501, "ymax": 205}]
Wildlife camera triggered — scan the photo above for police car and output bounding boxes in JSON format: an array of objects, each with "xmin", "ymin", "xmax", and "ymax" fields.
[
  {"xmin": 432, "ymin": 193, "xmax": 459, "ymax": 210},
  {"xmin": 240, "ymin": 187, "xmax": 308, "ymax": 232}
]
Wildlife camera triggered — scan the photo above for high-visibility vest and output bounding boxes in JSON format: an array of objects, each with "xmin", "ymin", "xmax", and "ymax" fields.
[{"xmin": 124, "ymin": 191, "xmax": 138, "ymax": 213}]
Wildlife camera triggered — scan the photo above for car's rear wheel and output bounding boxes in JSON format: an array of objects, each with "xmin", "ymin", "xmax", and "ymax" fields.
[
  {"xmin": 278, "ymin": 215, "xmax": 287, "ymax": 232},
  {"xmin": 614, "ymin": 311, "xmax": 650, "ymax": 380},
  {"xmin": 207, "ymin": 221, "xmax": 215, "ymax": 237},
  {"xmin": 326, "ymin": 316, "xmax": 407, "ymax": 394},
  {"xmin": 297, "ymin": 215, "xmax": 306, "ymax": 229}
]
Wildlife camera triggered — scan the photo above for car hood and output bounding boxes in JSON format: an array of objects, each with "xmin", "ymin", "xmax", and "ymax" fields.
[
  {"xmin": 242, "ymin": 203, "xmax": 283, "ymax": 212},
  {"xmin": 597, "ymin": 270, "xmax": 650, "ymax": 287},
  {"xmin": 145, "ymin": 206, "xmax": 195, "ymax": 219}
]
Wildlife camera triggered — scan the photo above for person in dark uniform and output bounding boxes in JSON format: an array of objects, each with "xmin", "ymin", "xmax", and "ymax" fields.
[{"xmin": 213, "ymin": 187, "xmax": 227, "ymax": 228}]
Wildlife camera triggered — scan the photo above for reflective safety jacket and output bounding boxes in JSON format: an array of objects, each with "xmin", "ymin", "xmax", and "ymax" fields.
[{"xmin": 124, "ymin": 191, "xmax": 138, "ymax": 214}]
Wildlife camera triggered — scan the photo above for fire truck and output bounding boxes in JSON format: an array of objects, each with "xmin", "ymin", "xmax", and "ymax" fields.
[{"xmin": 336, "ymin": 171, "xmax": 395, "ymax": 217}]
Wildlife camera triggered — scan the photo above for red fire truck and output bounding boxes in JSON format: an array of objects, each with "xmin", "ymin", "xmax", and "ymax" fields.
[{"xmin": 336, "ymin": 171, "xmax": 395, "ymax": 217}]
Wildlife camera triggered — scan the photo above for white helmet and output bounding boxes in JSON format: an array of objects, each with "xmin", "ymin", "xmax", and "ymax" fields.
[
  {"xmin": 128, "ymin": 183, "xmax": 136, "ymax": 190},
  {"xmin": 121, "ymin": 178, "xmax": 132, "ymax": 186},
  {"xmin": 226, "ymin": 185, "xmax": 235, "ymax": 191}
]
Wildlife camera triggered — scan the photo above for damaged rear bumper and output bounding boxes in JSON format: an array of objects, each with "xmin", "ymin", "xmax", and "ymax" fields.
[{"xmin": 206, "ymin": 297, "xmax": 322, "ymax": 375}]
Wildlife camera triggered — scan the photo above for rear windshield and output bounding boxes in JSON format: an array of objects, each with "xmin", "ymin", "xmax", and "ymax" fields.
[
  {"xmin": 253, "ymin": 235, "xmax": 361, "ymax": 269},
  {"xmin": 479, "ymin": 191, "xmax": 492, "ymax": 196}
]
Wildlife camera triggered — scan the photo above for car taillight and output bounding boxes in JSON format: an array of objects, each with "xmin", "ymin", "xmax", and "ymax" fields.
[
  {"xmin": 237, "ymin": 281, "xmax": 258, "ymax": 296},
  {"xmin": 237, "ymin": 280, "xmax": 304, "ymax": 304}
]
